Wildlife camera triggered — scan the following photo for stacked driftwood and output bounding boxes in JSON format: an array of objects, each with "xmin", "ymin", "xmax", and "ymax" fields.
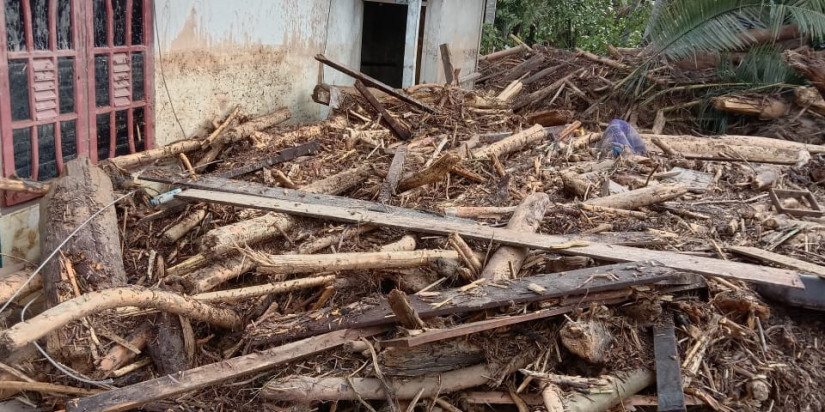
[{"xmin": 0, "ymin": 51, "xmax": 824, "ymax": 412}]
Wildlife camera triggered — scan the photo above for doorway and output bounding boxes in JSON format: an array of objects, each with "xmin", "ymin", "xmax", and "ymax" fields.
[{"xmin": 360, "ymin": 1, "xmax": 407, "ymax": 88}]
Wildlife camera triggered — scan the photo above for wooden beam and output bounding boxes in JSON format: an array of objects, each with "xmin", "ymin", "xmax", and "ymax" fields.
[
  {"xmin": 653, "ymin": 313, "xmax": 687, "ymax": 412},
  {"xmin": 214, "ymin": 140, "xmax": 320, "ymax": 179},
  {"xmin": 315, "ymin": 54, "xmax": 437, "ymax": 114},
  {"xmin": 379, "ymin": 144, "xmax": 408, "ymax": 203},
  {"xmin": 354, "ymin": 80, "xmax": 411, "ymax": 141},
  {"xmin": 247, "ymin": 262, "xmax": 680, "ymax": 346},
  {"xmin": 728, "ymin": 246, "xmax": 825, "ymax": 278},
  {"xmin": 402, "ymin": 0, "xmax": 422, "ymax": 87},
  {"xmin": 66, "ymin": 328, "xmax": 385, "ymax": 412},
  {"xmin": 174, "ymin": 187, "xmax": 803, "ymax": 289},
  {"xmin": 440, "ymin": 43, "xmax": 455, "ymax": 85}
]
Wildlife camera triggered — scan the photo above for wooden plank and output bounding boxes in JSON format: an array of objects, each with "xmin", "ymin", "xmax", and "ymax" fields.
[
  {"xmin": 214, "ymin": 140, "xmax": 320, "ymax": 179},
  {"xmin": 653, "ymin": 314, "xmax": 687, "ymax": 412},
  {"xmin": 176, "ymin": 188, "xmax": 804, "ymax": 289},
  {"xmin": 383, "ymin": 276, "xmax": 704, "ymax": 348},
  {"xmin": 247, "ymin": 262, "xmax": 679, "ymax": 346},
  {"xmin": 402, "ymin": 0, "xmax": 422, "ymax": 87},
  {"xmin": 66, "ymin": 328, "xmax": 384, "ymax": 412},
  {"xmin": 354, "ymin": 80, "xmax": 411, "ymax": 141},
  {"xmin": 728, "ymin": 246, "xmax": 825, "ymax": 278},
  {"xmin": 440, "ymin": 43, "xmax": 455, "ymax": 85},
  {"xmin": 315, "ymin": 54, "xmax": 437, "ymax": 114}
]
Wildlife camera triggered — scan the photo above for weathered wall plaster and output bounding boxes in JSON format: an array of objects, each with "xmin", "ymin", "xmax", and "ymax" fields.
[{"xmin": 420, "ymin": 0, "xmax": 485, "ymax": 84}]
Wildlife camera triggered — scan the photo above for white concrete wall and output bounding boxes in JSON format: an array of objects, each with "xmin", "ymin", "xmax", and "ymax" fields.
[
  {"xmin": 152, "ymin": 0, "xmax": 363, "ymax": 146},
  {"xmin": 420, "ymin": 0, "xmax": 485, "ymax": 84}
]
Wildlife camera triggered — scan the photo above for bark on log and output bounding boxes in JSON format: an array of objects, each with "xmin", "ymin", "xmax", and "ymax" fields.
[
  {"xmin": 497, "ymin": 80, "xmax": 524, "ymax": 102},
  {"xmin": 147, "ymin": 312, "xmax": 189, "ymax": 375},
  {"xmin": 208, "ymin": 108, "xmax": 291, "ymax": 147},
  {"xmin": 354, "ymin": 80, "xmax": 411, "ymax": 141},
  {"xmin": 752, "ymin": 166, "xmax": 782, "ymax": 191},
  {"xmin": 255, "ymin": 250, "xmax": 461, "ymax": 276},
  {"xmin": 472, "ymin": 125, "xmax": 548, "ymax": 160},
  {"xmin": 584, "ymin": 184, "xmax": 687, "ymax": 210},
  {"xmin": 301, "ymin": 164, "xmax": 374, "ymax": 195},
  {"xmin": 564, "ymin": 369, "xmax": 653, "ymax": 412},
  {"xmin": 379, "ymin": 235, "xmax": 417, "ymax": 252},
  {"xmin": 0, "ymin": 286, "xmax": 241, "ymax": 358},
  {"xmin": 192, "ymin": 275, "xmax": 336, "ymax": 303},
  {"xmin": 261, "ymin": 361, "xmax": 525, "ymax": 401},
  {"xmin": 379, "ymin": 145, "xmax": 407, "ymax": 203},
  {"xmin": 443, "ymin": 206, "xmax": 517, "ymax": 218},
  {"xmin": 295, "ymin": 224, "xmax": 377, "ymax": 255},
  {"xmin": 641, "ymin": 133, "xmax": 825, "ymax": 154},
  {"xmin": 711, "ymin": 96, "xmax": 789, "ymax": 120},
  {"xmin": 106, "ymin": 139, "xmax": 202, "ymax": 169},
  {"xmin": 200, "ymin": 212, "xmax": 295, "ymax": 256},
  {"xmin": 526, "ymin": 109, "xmax": 574, "ymax": 127},
  {"xmin": 39, "ymin": 157, "xmax": 127, "ymax": 361},
  {"xmin": 0, "ymin": 269, "xmax": 41, "ymax": 305},
  {"xmin": 480, "ymin": 193, "xmax": 550, "ymax": 281},
  {"xmin": 162, "ymin": 209, "xmax": 206, "ymax": 243},
  {"xmin": 561, "ymin": 171, "xmax": 592, "ymax": 198},
  {"xmin": 479, "ymin": 44, "xmax": 529, "ymax": 62},
  {"xmin": 0, "ymin": 177, "xmax": 50, "ymax": 195},
  {"xmin": 397, "ymin": 153, "xmax": 461, "ymax": 192}
]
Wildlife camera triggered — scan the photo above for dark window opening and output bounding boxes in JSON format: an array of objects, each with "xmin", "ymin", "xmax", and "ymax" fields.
[
  {"xmin": 61, "ymin": 120, "xmax": 77, "ymax": 163},
  {"xmin": 12, "ymin": 128, "xmax": 32, "ymax": 178},
  {"xmin": 112, "ymin": 0, "xmax": 126, "ymax": 46},
  {"xmin": 57, "ymin": 0, "xmax": 72, "ymax": 49},
  {"xmin": 96, "ymin": 113, "xmax": 111, "ymax": 160},
  {"xmin": 131, "ymin": 0, "xmax": 143, "ymax": 45},
  {"xmin": 360, "ymin": 2, "xmax": 407, "ymax": 88},
  {"xmin": 30, "ymin": 0, "xmax": 50, "ymax": 50},
  {"xmin": 114, "ymin": 109, "xmax": 129, "ymax": 156},
  {"xmin": 93, "ymin": 0, "xmax": 107, "ymax": 47},
  {"xmin": 37, "ymin": 123, "xmax": 57, "ymax": 180},
  {"xmin": 95, "ymin": 54, "xmax": 110, "ymax": 106},
  {"xmin": 8, "ymin": 59, "xmax": 31, "ymax": 121},
  {"xmin": 58, "ymin": 56, "xmax": 74, "ymax": 113},
  {"xmin": 132, "ymin": 51, "xmax": 144, "ymax": 100},
  {"xmin": 133, "ymin": 106, "xmax": 145, "ymax": 151},
  {"xmin": 5, "ymin": 0, "xmax": 25, "ymax": 51}
]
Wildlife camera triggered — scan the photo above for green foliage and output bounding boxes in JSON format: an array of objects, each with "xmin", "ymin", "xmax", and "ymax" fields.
[
  {"xmin": 481, "ymin": 0, "xmax": 653, "ymax": 54},
  {"xmin": 645, "ymin": 0, "xmax": 825, "ymax": 62}
]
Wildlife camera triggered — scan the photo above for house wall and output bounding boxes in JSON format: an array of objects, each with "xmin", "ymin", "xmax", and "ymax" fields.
[
  {"xmin": 152, "ymin": 0, "xmax": 363, "ymax": 146},
  {"xmin": 419, "ymin": 0, "xmax": 485, "ymax": 84}
]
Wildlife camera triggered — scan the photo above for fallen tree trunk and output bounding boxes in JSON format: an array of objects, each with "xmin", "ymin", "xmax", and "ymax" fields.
[
  {"xmin": 479, "ymin": 44, "xmax": 529, "ymax": 62},
  {"xmin": 641, "ymin": 133, "xmax": 825, "ymax": 154},
  {"xmin": 584, "ymin": 184, "xmax": 687, "ymax": 210},
  {"xmin": 192, "ymin": 275, "xmax": 336, "ymax": 303},
  {"xmin": 711, "ymin": 96, "xmax": 789, "ymax": 120},
  {"xmin": 295, "ymin": 224, "xmax": 377, "ymax": 255},
  {"xmin": 561, "ymin": 369, "xmax": 653, "ymax": 412},
  {"xmin": 300, "ymin": 164, "xmax": 374, "ymax": 195},
  {"xmin": 105, "ymin": 139, "xmax": 202, "ymax": 169},
  {"xmin": 184, "ymin": 254, "xmax": 257, "ymax": 294},
  {"xmin": 640, "ymin": 134, "xmax": 825, "ymax": 164},
  {"xmin": 0, "ymin": 286, "xmax": 241, "ymax": 358},
  {"xmin": 480, "ymin": 193, "xmax": 550, "ymax": 281},
  {"xmin": 98, "ymin": 321, "xmax": 153, "ymax": 373},
  {"xmin": 255, "ymin": 250, "xmax": 461, "ymax": 276},
  {"xmin": 162, "ymin": 209, "xmax": 206, "ymax": 243}
]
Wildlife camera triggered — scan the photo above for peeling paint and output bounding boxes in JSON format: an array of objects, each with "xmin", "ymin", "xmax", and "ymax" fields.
[{"xmin": 0, "ymin": 204, "xmax": 40, "ymax": 274}]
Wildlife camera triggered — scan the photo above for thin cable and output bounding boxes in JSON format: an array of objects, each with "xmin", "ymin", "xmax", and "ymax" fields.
[
  {"xmin": 153, "ymin": 1, "xmax": 187, "ymax": 139},
  {"xmin": 21, "ymin": 298, "xmax": 115, "ymax": 388},
  {"xmin": 0, "ymin": 190, "xmax": 137, "ymax": 315}
]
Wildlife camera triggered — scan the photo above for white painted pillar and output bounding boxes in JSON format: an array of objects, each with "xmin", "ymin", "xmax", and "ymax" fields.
[{"xmin": 402, "ymin": 0, "xmax": 422, "ymax": 87}]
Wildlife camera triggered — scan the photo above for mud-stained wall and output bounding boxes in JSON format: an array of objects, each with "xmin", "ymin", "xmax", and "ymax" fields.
[
  {"xmin": 420, "ymin": 0, "xmax": 485, "ymax": 84},
  {"xmin": 153, "ymin": 0, "xmax": 362, "ymax": 146}
]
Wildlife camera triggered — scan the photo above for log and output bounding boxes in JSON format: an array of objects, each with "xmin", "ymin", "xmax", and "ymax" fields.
[
  {"xmin": 584, "ymin": 183, "xmax": 687, "ymax": 210},
  {"xmin": 39, "ymin": 157, "xmax": 127, "ymax": 360},
  {"xmin": 0, "ymin": 177, "xmax": 50, "ymax": 194},
  {"xmin": 162, "ymin": 209, "xmax": 206, "ymax": 243},
  {"xmin": 497, "ymin": 80, "xmax": 524, "ymax": 102},
  {"xmin": 794, "ymin": 86, "xmax": 825, "ymax": 116},
  {"xmin": 214, "ymin": 140, "xmax": 321, "ymax": 179},
  {"xmin": 173, "ymin": 183, "xmax": 805, "ymax": 289},
  {"xmin": 443, "ymin": 206, "xmax": 517, "ymax": 218},
  {"xmin": 0, "ymin": 269, "xmax": 41, "ymax": 305},
  {"xmin": 208, "ymin": 108, "xmax": 291, "ymax": 147},
  {"xmin": 462, "ymin": 391, "xmax": 543, "ymax": 406},
  {"xmin": 354, "ymin": 80, "xmax": 411, "ymax": 140},
  {"xmin": 192, "ymin": 275, "xmax": 336, "ymax": 303},
  {"xmin": 711, "ymin": 96, "xmax": 789, "ymax": 120},
  {"xmin": 315, "ymin": 54, "xmax": 437, "ymax": 113},
  {"xmin": 200, "ymin": 212, "xmax": 294, "ymax": 256},
  {"xmin": 301, "ymin": 164, "xmax": 373, "ymax": 195},
  {"xmin": 502, "ymin": 54, "xmax": 546, "ymax": 82},
  {"xmin": 564, "ymin": 369, "xmax": 654, "ymax": 412},
  {"xmin": 479, "ymin": 44, "xmax": 528, "ymax": 62},
  {"xmin": 380, "ymin": 340, "xmax": 483, "ymax": 376},
  {"xmin": 195, "ymin": 106, "xmax": 240, "ymax": 166},
  {"xmin": 261, "ymin": 361, "xmax": 525, "ymax": 401},
  {"xmin": 106, "ymin": 139, "xmax": 202, "ymax": 169},
  {"xmin": 379, "ymin": 235, "xmax": 417, "ymax": 252},
  {"xmin": 639, "ymin": 134, "xmax": 825, "ymax": 164},
  {"xmin": 379, "ymin": 145, "xmax": 408, "ymax": 203},
  {"xmin": 0, "ymin": 286, "xmax": 242, "ymax": 358},
  {"xmin": 67, "ymin": 328, "xmax": 385, "ymax": 412},
  {"xmin": 295, "ymin": 224, "xmax": 377, "ymax": 255},
  {"xmin": 751, "ymin": 165, "xmax": 782, "ymax": 191},
  {"xmin": 561, "ymin": 171, "xmax": 592, "ymax": 198},
  {"xmin": 526, "ymin": 109, "xmax": 574, "ymax": 127},
  {"xmin": 472, "ymin": 124, "xmax": 548, "ymax": 159},
  {"xmin": 387, "ymin": 289, "xmax": 426, "ymax": 329},
  {"xmin": 480, "ymin": 193, "xmax": 550, "ymax": 281},
  {"xmin": 254, "ymin": 250, "xmax": 461, "ymax": 276},
  {"xmin": 147, "ymin": 312, "xmax": 189, "ymax": 375},
  {"xmin": 448, "ymin": 233, "xmax": 482, "ymax": 276},
  {"xmin": 397, "ymin": 153, "xmax": 461, "ymax": 192}
]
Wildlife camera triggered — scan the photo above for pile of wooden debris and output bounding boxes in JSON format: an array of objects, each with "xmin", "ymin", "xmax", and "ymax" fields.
[{"xmin": 1, "ymin": 49, "xmax": 824, "ymax": 412}]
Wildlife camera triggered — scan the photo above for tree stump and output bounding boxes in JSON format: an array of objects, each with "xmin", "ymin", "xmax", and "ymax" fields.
[{"xmin": 39, "ymin": 157, "xmax": 127, "ymax": 364}]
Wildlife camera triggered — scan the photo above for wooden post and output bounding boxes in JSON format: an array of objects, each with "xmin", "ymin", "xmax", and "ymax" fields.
[
  {"xmin": 354, "ymin": 80, "xmax": 411, "ymax": 141},
  {"xmin": 440, "ymin": 44, "xmax": 456, "ymax": 85}
]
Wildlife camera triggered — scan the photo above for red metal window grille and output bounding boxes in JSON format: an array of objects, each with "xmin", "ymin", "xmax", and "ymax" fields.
[{"xmin": 87, "ymin": 0, "xmax": 154, "ymax": 163}]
